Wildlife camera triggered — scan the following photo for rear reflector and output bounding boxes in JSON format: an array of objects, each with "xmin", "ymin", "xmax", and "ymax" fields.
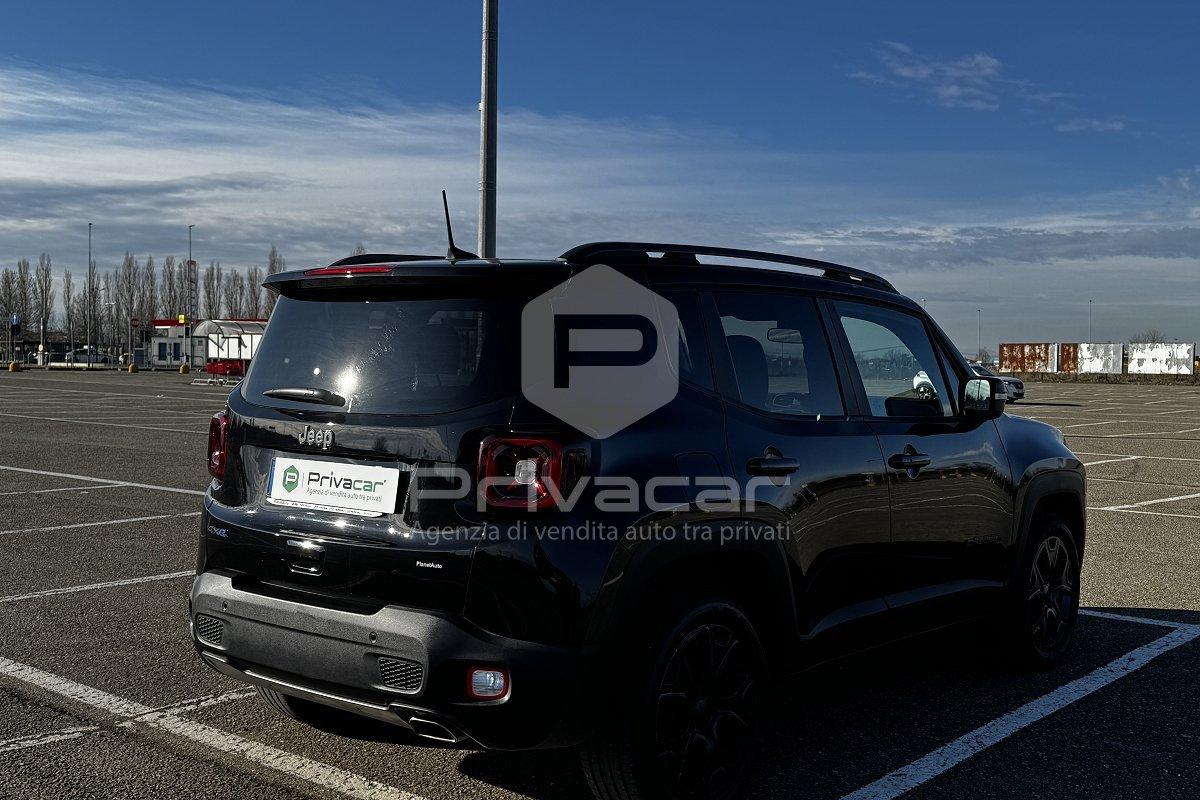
[
  {"xmin": 467, "ymin": 667, "xmax": 509, "ymax": 700},
  {"xmin": 303, "ymin": 265, "xmax": 394, "ymax": 276}
]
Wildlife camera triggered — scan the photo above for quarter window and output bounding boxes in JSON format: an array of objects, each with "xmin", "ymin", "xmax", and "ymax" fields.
[{"xmin": 714, "ymin": 292, "xmax": 844, "ymax": 417}]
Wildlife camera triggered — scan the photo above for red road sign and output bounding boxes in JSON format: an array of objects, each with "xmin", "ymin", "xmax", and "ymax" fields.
[{"xmin": 131, "ymin": 317, "xmax": 140, "ymax": 329}]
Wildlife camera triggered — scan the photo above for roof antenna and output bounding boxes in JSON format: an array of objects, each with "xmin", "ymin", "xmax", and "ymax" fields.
[{"xmin": 442, "ymin": 190, "xmax": 478, "ymax": 262}]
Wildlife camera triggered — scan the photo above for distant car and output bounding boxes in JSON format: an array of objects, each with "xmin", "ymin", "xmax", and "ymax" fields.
[
  {"xmin": 972, "ymin": 362, "xmax": 1024, "ymax": 402},
  {"xmin": 913, "ymin": 369, "xmax": 937, "ymax": 399}
]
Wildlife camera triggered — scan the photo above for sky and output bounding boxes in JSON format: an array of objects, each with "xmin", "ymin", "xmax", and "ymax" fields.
[{"xmin": 0, "ymin": 0, "xmax": 1197, "ymax": 353}]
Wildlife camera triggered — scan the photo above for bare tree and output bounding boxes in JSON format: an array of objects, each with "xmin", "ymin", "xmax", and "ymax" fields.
[
  {"xmin": 976, "ymin": 346, "xmax": 993, "ymax": 365},
  {"xmin": 62, "ymin": 270, "xmax": 76, "ymax": 354},
  {"xmin": 202, "ymin": 261, "xmax": 223, "ymax": 319},
  {"xmin": 0, "ymin": 269, "xmax": 15, "ymax": 360},
  {"xmin": 117, "ymin": 253, "xmax": 140, "ymax": 357},
  {"xmin": 160, "ymin": 256, "xmax": 178, "ymax": 319},
  {"xmin": 102, "ymin": 270, "xmax": 117, "ymax": 354},
  {"xmin": 85, "ymin": 258, "xmax": 98, "ymax": 359},
  {"xmin": 245, "ymin": 265, "xmax": 264, "ymax": 318},
  {"xmin": 15, "ymin": 258, "xmax": 32, "ymax": 327},
  {"xmin": 352, "ymin": 242, "xmax": 367, "ymax": 256},
  {"xmin": 265, "ymin": 245, "xmax": 285, "ymax": 316},
  {"xmin": 221, "ymin": 270, "xmax": 246, "ymax": 318},
  {"xmin": 1131, "ymin": 328, "xmax": 1166, "ymax": 344},
  {"xmin": 34, "ymin": 254, "xmax": 55, "ymax": 358}
]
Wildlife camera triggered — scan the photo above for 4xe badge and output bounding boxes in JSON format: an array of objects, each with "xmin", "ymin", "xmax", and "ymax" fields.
[
  {"xmin": 298, "ymin": 425, "xmax": 333, "ymax": 450},
  {"xmin": 281, "ymin": 465, "xmax": 300, "ymax": 492}
]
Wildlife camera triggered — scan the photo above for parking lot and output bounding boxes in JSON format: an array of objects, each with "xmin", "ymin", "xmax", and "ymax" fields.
[{"xmin": 1, "ymin": 370, "xmax": 1198, "ymax": 799}]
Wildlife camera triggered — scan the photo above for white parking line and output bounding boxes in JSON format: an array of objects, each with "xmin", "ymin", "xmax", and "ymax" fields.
[
  {"xmin": 1098, "ymin": 490, "xmax": 1200, "ymax": 512},
  {"xmin": 1075, "ymin": 452, "xmax": 1200, "ymax": 464},
  {"xmin": 0, "ymin": 571, "xmax": 193, "ymax": 604},
  {"xmin": 0, "ymin": 656, "xmax": 425, "ymax": 800},
  {"xmin": 841, "ymin": 613, "xmax": 1199, "ymax": 800},
  {"xmin": 0, "ymin": 465, "xmax": 205, "ymax": 496},
  {"xmin": 0, "ymin": 411, "xmax": 206, "ymax": 435},
  {"xmin": 0, "ymin": 483, "xmax": 133, "ymax": 497},
  {"xmin": 1088, "ymin": 507, "xmax": 1200, "ymax": 520},
  {"xmin": 0, "ymin": 512, "xmax": 200, "ymax": 537},
  {"xmin": 0, "ymin": 726, "xmax": 100, "ymax": 753},
  {"xmin": 1081, "ymin": 455, "xmax": 1141, "ymax": 467}
]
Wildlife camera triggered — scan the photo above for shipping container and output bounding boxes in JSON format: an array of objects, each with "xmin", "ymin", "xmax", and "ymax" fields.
[
  {"xmin": 1077, "ymin": 343, "xmax": 1123, "ymax": 374},
  {"xmin": 999, "ymin": 342, "xmax": 1058, "ymax": 373},
  {"xmin": 1127, "ymin": 343, "xmax": 1196, "ymax": 375},
  {"xmin": 1058, "ymin": 343, "xmax": 1079, "ymax": 373}
]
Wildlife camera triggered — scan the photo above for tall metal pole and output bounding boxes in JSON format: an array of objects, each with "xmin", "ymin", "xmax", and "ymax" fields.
[
  {"xmin": 477, "ymin": 0, "xmax": 498, "ymax": 258},
  {"xmin": 188, "ymin": 225, "xmax": 195, "ymax": 370},
  {"xmin": 976, "ymin": 308, "xmax": 982, "ymax": 360},
  {"xmin": 86, "ymin": 223, "xmax": 92, "ymax": 369},
  {"xmin": 1088, "ymin": 299, "xmax": 1094, "ymax": 341}
]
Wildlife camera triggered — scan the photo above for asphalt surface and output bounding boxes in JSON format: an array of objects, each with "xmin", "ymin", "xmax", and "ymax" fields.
[{"xmin": 1, "ymin": 371, "xmax": 1198, "ymax": 799}]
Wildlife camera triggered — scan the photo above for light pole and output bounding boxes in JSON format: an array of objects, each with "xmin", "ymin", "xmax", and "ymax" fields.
[
  {"xmin": 976, "ymin": 308, "xmax": 982, "ymax": 361},
  {"xmin": 187, "ymin": 224, "xmax": 195, "ymax": 370},
  {"xmin": 477, "ymin": 0, "xmax": 498, "ymax": 258},
  {"xmin": 86, "ymin": 223, "xmax": 92, "ymax": 369},
  {"xmin": 1088, "ymin": 299, "xmax": 1094, "ymax": 341}
]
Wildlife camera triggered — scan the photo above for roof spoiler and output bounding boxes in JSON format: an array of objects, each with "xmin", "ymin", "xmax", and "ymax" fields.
[{"xmin": 559, "ymin": 241, "xmax": 897, "ymax": 294}]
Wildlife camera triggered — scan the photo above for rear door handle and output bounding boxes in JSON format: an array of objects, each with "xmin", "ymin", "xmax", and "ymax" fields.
[
  {"xmin": 888, "ymin": 452, "xmax": 932, "ymax": 472},
  {"xmin": 747, "ymin": 457, "xmax": 800, "ymax": 477}
]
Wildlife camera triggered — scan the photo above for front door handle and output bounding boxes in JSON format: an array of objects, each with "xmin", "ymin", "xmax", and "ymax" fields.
[
  {"xmin": 747, "ymin": 457, "xmax": 800, "ymax": 477},
  {"xmin": 888, "ymin": 451, "xmax": 932, "ymax": 473}
]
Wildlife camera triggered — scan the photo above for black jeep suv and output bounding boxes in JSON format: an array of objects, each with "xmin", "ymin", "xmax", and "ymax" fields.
[{"xmin": 192, "ymin": 243, "xmax": 1085, "ymax": 800}]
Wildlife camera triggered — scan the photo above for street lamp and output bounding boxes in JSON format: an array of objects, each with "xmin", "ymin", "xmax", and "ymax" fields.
[
  {"xmin": 1088, "ymin": 299, "xmax": 1094, "ymax": 341},
  {"xmin": 977, "ymin": 308, "xmax": 982, "ymax": 361},
  {"xmin": 85, "ymin": 223, "xmax": 91, "ymax": 369}
]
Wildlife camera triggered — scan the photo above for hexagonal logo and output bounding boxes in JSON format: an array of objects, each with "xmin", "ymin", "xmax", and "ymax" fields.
[
  {"xmin": 282, "ymin": 465, "xmax": 300, "ymax": 492},
  {"xmin": 521, "ymin": 265, "xmax": 680, "ymax": 439}
]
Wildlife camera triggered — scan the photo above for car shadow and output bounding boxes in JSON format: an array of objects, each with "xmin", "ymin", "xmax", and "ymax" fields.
[{"xmin": 455, "ymin": 608, "xmax": 1197, "ymax": 799}]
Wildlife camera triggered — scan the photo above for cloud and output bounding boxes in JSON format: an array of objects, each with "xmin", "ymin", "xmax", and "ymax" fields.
[
  {"xmin": 0, "ymin": 62, "xmax": 1196, "ymax": 350},
  {"xmin": 1056, "ymin": 117, "xmax": 1126, "ymax": 134},
  {"xmin": 851, "ymin": 41, "xmax": 1005, "ymax": 111}
]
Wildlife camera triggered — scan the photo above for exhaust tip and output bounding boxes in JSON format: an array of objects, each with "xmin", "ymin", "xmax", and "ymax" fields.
[{"xmin": 408, "ymin": 717, "xmax": 462, "ymax": 744}]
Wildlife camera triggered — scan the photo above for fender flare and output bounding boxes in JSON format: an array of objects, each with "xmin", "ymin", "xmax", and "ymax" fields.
[{"xmin": 1010, "ymin": 465, "xmax": 1086, "ymax": 584}]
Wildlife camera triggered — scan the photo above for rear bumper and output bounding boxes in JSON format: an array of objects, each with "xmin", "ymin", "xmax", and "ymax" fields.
[{"xmin": 189, "ymin": 571, "xmax": 589, "ymax": 750}]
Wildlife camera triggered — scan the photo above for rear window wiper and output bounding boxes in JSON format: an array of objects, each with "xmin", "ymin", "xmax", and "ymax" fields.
[{"xmin": 262, "ymin": 387, "xmax": 346, "ymax": 407}]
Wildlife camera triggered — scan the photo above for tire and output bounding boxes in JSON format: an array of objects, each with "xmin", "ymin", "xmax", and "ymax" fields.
[
  {"xmin": 916, "ymin": 383, "xmax": 934, "ymax": 400},
  {"xmin": 1003, "ymin": 516, "xmax": 1081, "ymax": 667},
  {"xmin": 579, "ymin": 601, "xmax": 767, "ymax": 800}
]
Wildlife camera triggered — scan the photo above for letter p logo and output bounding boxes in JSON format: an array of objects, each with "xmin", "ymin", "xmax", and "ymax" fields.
[{"xmin": 522, "ymin": 265, "xmax": 680, "ymax": 438}]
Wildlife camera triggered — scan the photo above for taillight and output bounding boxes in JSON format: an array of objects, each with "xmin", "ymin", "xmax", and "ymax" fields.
[
  {"xmin": 208, "ymin": 410, "xmax": 229, "ymax": 480},
  {"xmin": 303, "ymin": 265, "xmax": 393, "ymax": 276},
  {"xmin": 478, "ymin": 435, "xmax": 563, "ymax": 510}
]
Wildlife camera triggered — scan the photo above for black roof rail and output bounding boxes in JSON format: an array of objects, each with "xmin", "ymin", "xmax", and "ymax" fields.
[
  {"xmin": 559, "ymin": 241, "xmax": 897, "ymax": 294},
  {"xmin": 327, "ymin": 253, "xmax": 443, "ymax": 267}
]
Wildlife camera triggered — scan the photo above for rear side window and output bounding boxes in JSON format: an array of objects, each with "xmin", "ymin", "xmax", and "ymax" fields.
[
  {"xmin": 243, "ymin": 294, "xmax": 518, "ymax": 415},
  {"xmin": 658, "ymin": 289, "xmax": 714, "ymax": 390},
  {"xmin": 714, "ymin": 292, "xmax": 844, "ymax": 417},
  {"xmin": 833, "ymin": 300, "xmax": 952, "ymax": 417}
]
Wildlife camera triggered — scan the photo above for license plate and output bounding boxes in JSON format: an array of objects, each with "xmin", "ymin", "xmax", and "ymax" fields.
[{"xmin": 267, "ymin": 457, "xmax": 400, "ymax": 517}]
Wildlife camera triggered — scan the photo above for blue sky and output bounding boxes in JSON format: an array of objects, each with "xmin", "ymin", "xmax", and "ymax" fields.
[{"xmin": 1, "ymin": 0, "xmax": 1197, "ymax": 351}]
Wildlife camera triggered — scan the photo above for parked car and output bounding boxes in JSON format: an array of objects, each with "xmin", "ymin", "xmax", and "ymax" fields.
[
  {"xmin": 971, "ymin": 362, "xmax": 1025, "ymax": 402},
  {"xmin": 193, "ymin": 243, "xmax": 1084, "ymax": 800}
]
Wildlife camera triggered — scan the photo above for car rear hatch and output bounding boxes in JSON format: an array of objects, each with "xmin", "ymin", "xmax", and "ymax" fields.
[{"xmin": 205, "ymin": 263, "xmax": 565, "ymax": 615}]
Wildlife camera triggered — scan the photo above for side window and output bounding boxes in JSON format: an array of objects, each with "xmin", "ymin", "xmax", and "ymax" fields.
[
  {"xmin": 714, "ymin": 292, "xmax": 844, "ymax": 417},
  {"xmin": 659, "ymin": 289, "xmax": 714, "ymax": 390},
  {"xmin": 833, "ymin": 300, "xmax": 952, "ymax": 417}
]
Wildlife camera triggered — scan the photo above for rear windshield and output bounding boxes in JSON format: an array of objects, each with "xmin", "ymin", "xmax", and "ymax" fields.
[{"xmin": 243, "ymin": 293, "xmax": 518, "ymax": 415}]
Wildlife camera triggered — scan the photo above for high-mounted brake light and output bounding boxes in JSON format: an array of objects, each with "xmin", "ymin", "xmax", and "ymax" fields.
[
  {"xmin": 303, "ymin": 265, "xmax": 394, "ymax": 277},
  {"xmin": 207, "ymin": 410, "xmax": 229, "ymax": 480},
  {"xmin": 478, "ymin": 435, "xmax": 563, "ymax": 510}
]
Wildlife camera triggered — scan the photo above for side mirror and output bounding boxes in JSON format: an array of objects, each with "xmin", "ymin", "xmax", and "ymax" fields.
[{"xmin": 963, "ymin": 377, "xmax": 1006, "ymax": 417}]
